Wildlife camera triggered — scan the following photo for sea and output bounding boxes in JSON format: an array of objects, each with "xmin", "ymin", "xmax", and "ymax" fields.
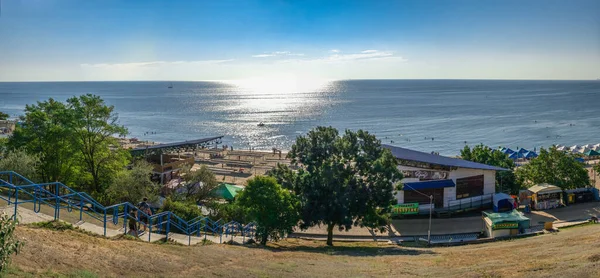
[{"xmin": 0, "ymin": 80, "xmax": 599, "ymax": 156}]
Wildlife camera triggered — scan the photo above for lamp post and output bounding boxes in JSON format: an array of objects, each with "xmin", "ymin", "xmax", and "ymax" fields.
[{"xmin": 428, "ymin": 195, "xmax": 433, "ymax": 245}]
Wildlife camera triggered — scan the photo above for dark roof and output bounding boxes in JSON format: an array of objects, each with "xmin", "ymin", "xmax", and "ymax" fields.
[
  {"xmin": 403, "ymin": 179, "xmax": 456, "ymax": 190},
  {"xmin": 131, "ymin": 136, "xmax": 223, "ymax": 152},
  {"xmin": 383, "ymin": 145, "xmax": 508, "ymax": 171}
]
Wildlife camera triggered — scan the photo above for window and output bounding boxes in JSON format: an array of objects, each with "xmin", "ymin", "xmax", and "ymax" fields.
[{"xmin": 456, "ymin": 175, "xmax": 484, "ymax": 199}]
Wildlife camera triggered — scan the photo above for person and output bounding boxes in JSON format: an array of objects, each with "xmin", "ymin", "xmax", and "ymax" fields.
[
  {"xmin": 137, "ymin": 197, "xmax": 152, "ymax": 231},
  {"xmin": 128, "ymin": 209, "xmax": 139, "ymax": 237}
]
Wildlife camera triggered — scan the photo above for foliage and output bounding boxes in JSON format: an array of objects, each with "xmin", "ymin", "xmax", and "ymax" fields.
[
  {"xmin": 160, "ymin": 198, "xmax": 203, "ymax": 221},
  {"xmin": 237, "ymin": 176, "xmax": 299, "ymax": 245},
  {"xmin": 0, "ymin": 148, "xmax": 40, "ymax": 181},
  {"xmin": 0, "ymin": 111, "xmax": 8, "ymax": 120},
  {"xmin": 29, "ymin": 220, "xmax": 75, "ymax": 231},
  {"xmin": 179, "ymin": 165, "xmax": 219, "ymax": 204},
  {"xmin": 104, "ymin": 160, "xmax": 158, "ymax": 205},
  {"xmin": 7, "ymin": 95, "xmax": 129, "ymax": 194},
  {"xmin": 594, "ymin": 163, "xmax": 600, "ymax": 179},
  {"xmin": 205, "ymin": 201, "xmax": 249, "ymax": 223},
  {"xmin": 9, "ymin": 98, "xmax": 80, "ymax": 185},
  {"xmin": 515, "ymin": 147, "xmax": 590, "ymax": 190},
  {"xmin": 0, "ymin": 213, "xmax": 24, "ymax": 273},
  {"xmin": 67, "ymin": 94, "xmax": 129, "ymax": 193},
  {"xmin": 0, "ymin": 138, "xmax": 8, "ymax": 154},
  {"xmin": 460, "ymin": 144, "xmax": 520, "ymax": 194},
  {"xmin": 272, "ymin": 126, "xmax": 402, "ymax": 246}
]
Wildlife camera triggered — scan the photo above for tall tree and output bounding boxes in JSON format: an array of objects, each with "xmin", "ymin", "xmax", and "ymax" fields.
[
  {"xmin": 0, "ymin": 111, "xmax": 8, "ymax": 120},
  {"xmin": 8, "ymin": 99, "xmax": 79, "ymax": 184},
  {"xmin": 274, "ymin": 126, "xmax": 401, "ymax": 246},
  {"xmin": 515, "ymin": 147, "xmax": 590, "ymax": 190},
  {"xmin": 67, "ymin": 94, "xmax": 129, "ymax": 193},
  {"xmin": 237, "ymin": 176, "xmax": 299, "ymax": 245},
  {"xmin": 460, "ymin": 144, "xmax": 519, "ymax": 194}
]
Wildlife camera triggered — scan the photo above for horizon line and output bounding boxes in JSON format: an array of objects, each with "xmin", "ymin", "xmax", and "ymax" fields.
[{"xmin": 0, "ymin": 78, "xmax": 598, "ymax": 83}]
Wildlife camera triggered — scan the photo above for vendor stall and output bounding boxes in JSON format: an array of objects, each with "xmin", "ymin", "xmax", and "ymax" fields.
[
  {"xmin": 493, "ymin": 193, "xmax": 516, "ymax": 212},
  {"xmin": 528, "ymin": 184, "xmax": 563, "ymax": 210},
  {"xmin": 482, "ymin": 210, "xmax": 530, "ymax": 238}
]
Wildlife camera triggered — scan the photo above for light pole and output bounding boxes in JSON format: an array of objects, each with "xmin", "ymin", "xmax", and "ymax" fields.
[{"xmin": 428, "ymin": 195, "xmax": 433, "ymax": 245}]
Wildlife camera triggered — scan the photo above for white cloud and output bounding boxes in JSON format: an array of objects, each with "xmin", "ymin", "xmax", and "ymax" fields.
[
  {"xmin": 330, "ymin": 49, "xmax": 340, "ymax": 53},
  {"xmin": 361, "ymin": 50, "xmax": 378, "ymax": 54},
  {"xmin": 81, "ymin": 59, "xmax": 234, "ymax": 68},
  {"xmin": 251, "ymin": 51, "xmax": 304, "ymax": 58},
  {"xmin": 277, "ymin": 50, "xmax": 402, "ymax": 64}
]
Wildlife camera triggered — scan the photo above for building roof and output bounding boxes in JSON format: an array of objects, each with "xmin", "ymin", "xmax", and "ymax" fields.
[
  {"xmin": 130, "ymin": 136, "xmax": 223, "ymax": 154},
  {"xmin": 483, "ymin": 209, "xmax": 529, "ymax": 225},
  {"xmin": 528, "ymin": 183, "xmax": 562, "ymax": 194},
  {"xmin": 403, "ymin": 179, "xmax": 456, "ymax": 190},
  {"xmin": 213, "ymin": 183, "xmax": 244, "ymax": 200},
  {"xmin": 383, "ymin": 145, "xmax": 508, "ymax": 171}
]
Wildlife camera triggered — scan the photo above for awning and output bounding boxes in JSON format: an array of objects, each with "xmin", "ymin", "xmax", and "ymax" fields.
[{"xmin": 403, "ymin": 179, "xmax": 456, "ymax": 190}]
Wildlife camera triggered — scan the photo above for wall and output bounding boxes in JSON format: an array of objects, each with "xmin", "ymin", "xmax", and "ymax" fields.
[{"xmin": 396, "ymin": 164, "xmax": 497, "ymax": 208}]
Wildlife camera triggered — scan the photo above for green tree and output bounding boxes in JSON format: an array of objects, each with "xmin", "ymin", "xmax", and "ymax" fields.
[
  {"xmin": 180, "ymin": 165, "xmax": 219, "ymax": 204},
  {"xmin": 273, "ymin": 126, "xmax": 401, "ymax": 246},
  {"xmin": 0, "ymin": 149, "xmax": 40, "ymax": 181},
  {"xmin": 236, "ymin": 176, "xmax": 299, "ymax": 245},
  {"xmin": 0, "ymin": 111, "xmax": 8, "ymax": 120},
  {"xmin": 0, "ymin": 138, "xmax": 9, "ymax": 157},
  {"xmin": 460, "ymin": 144, "xmax": 519, "ymax": 194},
  {"xmin": 67, "ymin": 94, "xmax": 129, "ymax": 193},
  {"xmin": 104, "ymin": 160, "xmax": 157, "ymax": 205},
  {"xmin": 8, "ymin": 99, "xmax": 80, "ymax": 184},
  {"xmin": 0, "ymin": 213, "xmax": 24, "ymax": 273},
  {"xmin": 515, "ymin": 147, "xmax": 590, "ymax": 190}
]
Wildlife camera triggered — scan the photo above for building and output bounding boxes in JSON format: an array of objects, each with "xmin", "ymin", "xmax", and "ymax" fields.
[{"xmin": 383, "ymin": 145, "xmax": 508, "ymax": 213}]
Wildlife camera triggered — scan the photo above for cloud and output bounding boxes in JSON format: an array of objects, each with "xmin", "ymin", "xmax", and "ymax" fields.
[
  {"xmin": 251, "ymin": 51, "xmax": 304, "ymax": 58},
  {"xmin": 278, "ymin": 50, "xmax": 402, "ymax": 64},
  {"xmin": 361, "ymin": 50, "xmax": 378, "ymax": 54},
  {"xmin": 80, "ymin": 59, "xmax": 234, "ymax": 68},
  {"xmin": 330, "ymin": 49, "xmax": 340, "ymax": 53}
]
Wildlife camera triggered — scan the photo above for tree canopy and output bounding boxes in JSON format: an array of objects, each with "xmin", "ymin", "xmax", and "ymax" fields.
[
  {"xmin": 0, "ymin": 149, "xmax": 40, "ymax": 182},
  {"xmin": 271, "ymin": 126, "xmax": 401, "ymax": 246},
  {"xmin": 7, "ymin": 94, "xmax": 130, "ymax": 197},
  {"xmin": 515, "ymin": 147, "xmax": 590, "ymax": 190},
  {"xmin": 460, "ymin": 144, "xmax": 519, "ymax": 194},
  {"xmin": 0, "ymin": 111, "xmax": 8, "ymax": 120},
  {"xmin": 178, "ymin": 165, "xmax": 220, "ymax": 204},
  {"xmin": 236, "ymin": 176, "xmax": 299, "ymax": 245},
  {"xmin": 104, "ymin": 160, "xmax": 157, "ymax": 205}
]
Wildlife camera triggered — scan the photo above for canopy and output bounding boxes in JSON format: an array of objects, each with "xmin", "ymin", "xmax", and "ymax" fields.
[
  {"xmin": 517, "ymin": 148, "xmax": 529, "ymax": 154},
  {"xmin": 524, "ymin": 151, "xmax": 538, "ymax": 159},
  {"xmin": 403, "ymin": 179, "xmax": 456, "ymax": 190},
  {"xmin": 528, "ymin": 183, "xmax": 562, "ymax": 194},
  {"xmin": 556, "ymin": 145, "xmax": 567, "ymax": 151},
  {"xmin": 570, "ymin": 145, "xmax": 581, "ymax": 151},
  {"xmin": 493, "ymin": 193, "xmax": 516, "ymax": 212},
  {"xmin": 501, "ymin": 147, "xmax": 515, "ymax": 154},
  {"xmin": 593, "ymin": 144, "xmax": 600, "ymax": 151},
  {"xmin": 509, "ymin": 152, "xmax": 524, "ymax": 160},
  {"xmin": 584, "ymin": 149, "xmax": 600, "ymax": 156},
  {"xmin": 213, "ymin": 183, "xmax": 244, "ymax": 200}
]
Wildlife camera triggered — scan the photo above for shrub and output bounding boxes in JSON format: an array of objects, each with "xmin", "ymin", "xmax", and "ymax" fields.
[{"xmin": 0, "ymin": 213, "xmax": 24, "ymax": 273}]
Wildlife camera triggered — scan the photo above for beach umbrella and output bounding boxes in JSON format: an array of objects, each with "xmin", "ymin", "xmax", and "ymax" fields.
[
  {"xmin": 524, "ymin": 151, "xmax": 538, "ymax": 159},
  {"xmin": 584, "ymin": 149, "xmax": 600, "ymax": 157},
  {"xmin": 578, "ymin": 147, "xmax": 590, "ymax": 154},
  {"xmin": 593, "ymin": 144, "xmax": 600, "ymax": 151},
  {"xmin": 501, "ymin": 148, "xmax": 515, "ymax": 154},
  {"xmin": 556, "ymin": 145, "xmax": 567, "ymax": 151},
  {"xmin": 584, "ymin": 144, "xmax": 595, "ymax": 149},
  {"xmin": 570, "ymin": 145, "xmax": 581, "ymax": 151},
  {"xmin": 518, "ymin": 148, "xmax": 529, "ymax": 154},
  {"xmin": 509, "ymin": 152, "xmax": 524, "ymax": 160}
]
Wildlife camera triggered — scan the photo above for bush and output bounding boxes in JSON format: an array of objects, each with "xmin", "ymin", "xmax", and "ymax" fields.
[
  {"xmin": 206, "ymin": 202, "xmax": 249, "ymax": 223},
  {"xmin": 0, "ymin": 213, "xmax": 24, "ymax": 273},
  {"xmin": 160, "ymin": 198, "xmax": 203, "ymax": 221}
]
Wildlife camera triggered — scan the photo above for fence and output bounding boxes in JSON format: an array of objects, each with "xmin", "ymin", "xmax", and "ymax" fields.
[
  {"xmin": 446, "ymin": 193, "xmax": 493, "ymax": 212},
  {"xmin": 0, "ymin": 171, "xmax": 256, "ymax": 245}
]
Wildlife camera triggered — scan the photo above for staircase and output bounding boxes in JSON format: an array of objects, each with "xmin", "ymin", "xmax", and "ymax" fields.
[{"xmin": 0, "ymin": 171, "xmax": 256, "ymax": 246}]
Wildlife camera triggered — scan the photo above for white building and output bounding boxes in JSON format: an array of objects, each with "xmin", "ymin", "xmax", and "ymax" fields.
[{"xmin": 384, "ymin": 145, "xmax": 508, "ymax": 213}]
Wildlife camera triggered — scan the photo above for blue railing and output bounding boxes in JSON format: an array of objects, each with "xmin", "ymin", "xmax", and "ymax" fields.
[{"xmin": 0, "ymin": 171, "xmax": 256, "ymax": 245}]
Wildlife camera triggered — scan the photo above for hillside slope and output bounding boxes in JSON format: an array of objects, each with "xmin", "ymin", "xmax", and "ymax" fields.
[{"xmin": 6, "ymin": 224, "xmax": 600, "ymax": 278}]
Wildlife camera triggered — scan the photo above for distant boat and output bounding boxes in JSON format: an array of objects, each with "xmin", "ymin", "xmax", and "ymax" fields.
[
  {"xmin": 168, "ymin": 82, "xmax": 173, "ymax": 89},
  {"xmin": 257, "ymin": 122, "xmax": 265, "ymax": 127}
]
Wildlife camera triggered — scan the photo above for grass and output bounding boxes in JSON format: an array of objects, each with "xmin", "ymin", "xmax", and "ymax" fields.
[{"xmin": 5, "ymin": 223, "xmax": 600, "ymax": 277}]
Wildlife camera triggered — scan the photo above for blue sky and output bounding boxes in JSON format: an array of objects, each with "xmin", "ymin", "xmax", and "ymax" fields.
[{"xmin": 0, "ymin": 0, "xmax": 598, "ymax": 81}]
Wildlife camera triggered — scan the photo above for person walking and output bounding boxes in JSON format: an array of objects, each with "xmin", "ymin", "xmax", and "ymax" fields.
[{"xmin": 137, "ymin": 197, "xmax": 152, "ymax": 231}]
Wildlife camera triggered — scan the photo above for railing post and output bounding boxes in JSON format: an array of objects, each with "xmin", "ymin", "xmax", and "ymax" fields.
[
  {"xmin": 165, "ymin": 213, "xmax": 171, "ymax": 242},
  {"xmin": 79, "ymin": 199, "xmax": 83, "ymax": 221},
  {"xmin": 55, "ymin": 183, "xmax": 60, "ymax": 220},
  {"xmin": 13, "ymin": 189, "xmax": 18, "ymax": 220},
  {"xmin": 148, "ymin": 216, "xmax": 152, "ymax": 242},
  {"xmin": 123, "ymin": 204, "xmax": 128, "ymax": 235},
  {"xmin": 103, "ymin": 210, "xmax": 107, "ymax": 237}
]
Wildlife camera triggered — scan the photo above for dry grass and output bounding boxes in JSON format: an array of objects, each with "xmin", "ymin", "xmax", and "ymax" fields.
[{"xmin": 6, "ymin": 224, "xmax": 600, "ymax": 278}]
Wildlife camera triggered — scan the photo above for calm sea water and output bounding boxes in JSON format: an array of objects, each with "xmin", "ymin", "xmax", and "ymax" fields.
[{"xmin": 0, "ymin": 80, "xmax": 599, "ymax": 155}]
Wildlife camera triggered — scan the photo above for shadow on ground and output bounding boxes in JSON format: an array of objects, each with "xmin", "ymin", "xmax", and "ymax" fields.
[{"xmin": 238, "ymin": 242, "xmax": 436, "ymax": 257}]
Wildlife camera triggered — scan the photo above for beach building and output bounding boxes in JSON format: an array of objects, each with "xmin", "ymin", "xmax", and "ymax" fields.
[
  {"xmin": 482, "ymin": 210, "xmax": 530, "ymax": 239},
  {"xmin": 383, "ymin": 145, "xmax": 508, "ymax": 214}
]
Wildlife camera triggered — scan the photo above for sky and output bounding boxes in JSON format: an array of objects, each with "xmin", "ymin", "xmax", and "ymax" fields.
[{"xmin": 0, "ymin": 0, "xmax": 599, "ymax": 81}]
